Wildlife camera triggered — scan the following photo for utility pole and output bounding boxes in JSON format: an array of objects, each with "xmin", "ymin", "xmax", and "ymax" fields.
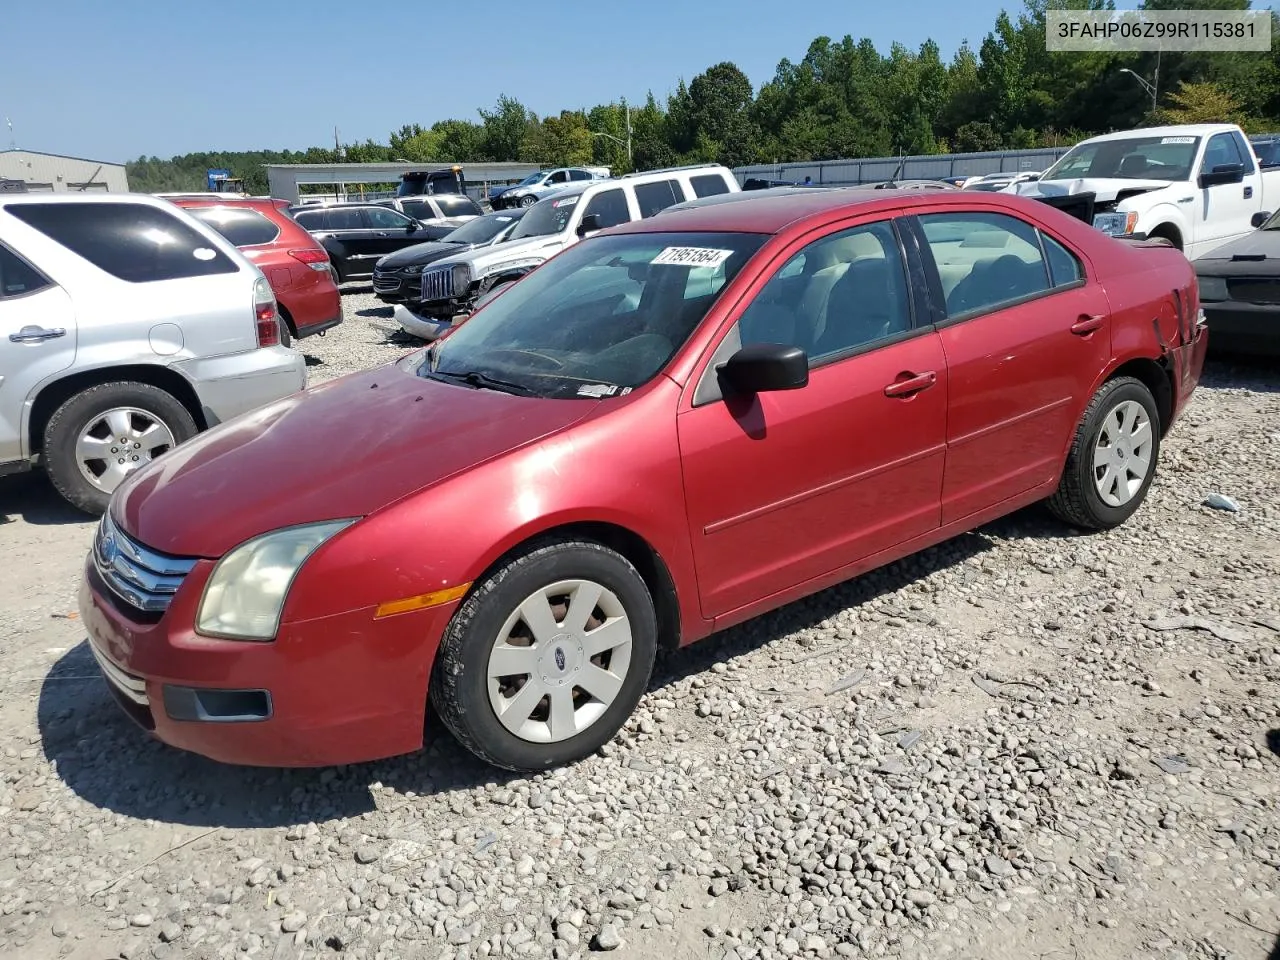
[
  {"xmin": 5, "ymin": 117, "xmax": 14, "ymax": 150},
  {"xmin": 622, "ymin": 96, "xmax": 632, "ymax": 167}
]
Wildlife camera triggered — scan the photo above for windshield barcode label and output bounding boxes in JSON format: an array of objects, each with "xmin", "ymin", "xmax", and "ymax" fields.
[{"xmin": 651, "ymin": 247, "xmax": 734, "ymax": 268}]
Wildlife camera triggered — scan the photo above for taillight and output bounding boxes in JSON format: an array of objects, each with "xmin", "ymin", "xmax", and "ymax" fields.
[
  {"xmin": 254, "ymin": 277, "xmax": 280, "ymax": 347},
  {"xmin": 288, "ymin": 247, "xmax": 331, "ymax": 272}
]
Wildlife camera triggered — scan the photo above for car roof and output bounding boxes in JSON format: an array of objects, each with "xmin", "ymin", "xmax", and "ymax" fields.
[
  {"xmin": 1082, "ymin": 123, "xmax": 1237, "ymax": 144},
  {"xmin": 609, "ymin": 188, "xmax": 1047, "ymax": 237},
  {"xmin": 0, "ymin": 191, "xmax": 177, "ymax": 207}
]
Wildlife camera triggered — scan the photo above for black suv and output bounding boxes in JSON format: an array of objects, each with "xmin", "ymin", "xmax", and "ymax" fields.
[{"xmin": 288, "ymin": 203, "xmax": 433, "ymax": 282}]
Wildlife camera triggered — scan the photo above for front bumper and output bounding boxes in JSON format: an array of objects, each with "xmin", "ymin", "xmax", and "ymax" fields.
[
  {"xmin": 174, "ymin": 346, "xmax": 306, "ymax": 428},
  {"xmin": 394, "ymin": 304, "xmax": 458, "ymax": 341},
  {"xmin": 78, "ymin": 551, "xmax": 456, "ymax": 767},
  {"xmin": 1199, "ymin": 300, "xmax": 1280, "ymax": 356}
]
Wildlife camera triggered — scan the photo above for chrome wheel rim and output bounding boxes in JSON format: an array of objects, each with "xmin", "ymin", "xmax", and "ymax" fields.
[
  {"xmin": 487, "ymin": 579, "xmax": 633, "ymax": 744},
  {"xmin": 75, "ymin": 407, "xmax": 177, "ymax": 494},
  {"xmin": 1092, "ymin": 399, "xmax": 1153, "ymax": 507}
]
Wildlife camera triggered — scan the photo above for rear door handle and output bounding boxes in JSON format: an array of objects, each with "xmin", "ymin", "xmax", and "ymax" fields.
[
  {"xmin": 1070, "ymin": 314, "xmax": 1104, "ymax": 335},
  {"xmin": 883, "ymin": 370, "xmax": 937, "ymax": 398},
  {"xmin": 9, "ymin": 325, "xmax": 66, "ymax": 343}
]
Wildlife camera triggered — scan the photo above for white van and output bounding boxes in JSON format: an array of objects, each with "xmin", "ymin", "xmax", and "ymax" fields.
[{"xmin": 396, "ymin": 164, "xmax": 740, "ymax": 340}]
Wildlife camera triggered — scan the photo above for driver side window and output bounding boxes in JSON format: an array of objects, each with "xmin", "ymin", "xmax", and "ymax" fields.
[
  {"xmin": 366, "ymin": 207, "xmax": 414, "ymax": 229},
  {"xmin": 734, "ymin": 220, "xmax": 912, "ymax": 366},
  {"xmin": 1203, "ymin": 132, "xmax": 1243, "ymax": 175},
  {"xmin": 547, "ymin": 170, "xmax": 569, "ymax": 184},
  {"xmin": 580, "ymin": 188, "xmax": 630, "ymax": 229}
]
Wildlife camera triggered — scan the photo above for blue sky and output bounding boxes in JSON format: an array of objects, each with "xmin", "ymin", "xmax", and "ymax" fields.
[{"xmin": 6, "ymin": 0, "xmax": 1033, "ymax": 162}]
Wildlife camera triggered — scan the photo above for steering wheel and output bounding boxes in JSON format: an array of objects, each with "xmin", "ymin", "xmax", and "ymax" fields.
[{"xmin": 482, "ymin": 348, "xmax": 564, "ymax": 370}]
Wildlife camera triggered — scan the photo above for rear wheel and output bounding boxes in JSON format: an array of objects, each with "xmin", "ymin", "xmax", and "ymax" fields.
[
  {"xmin": 44, "ymin": 381, "xmax": 199, "ymax": 516},
  {"xmin": 1046, "ymin": 376, "xmax": 1160, "ymax": 530},
  {"xmin": 430, "ymin": 539, "xmax": 657, "ymax": 772}
]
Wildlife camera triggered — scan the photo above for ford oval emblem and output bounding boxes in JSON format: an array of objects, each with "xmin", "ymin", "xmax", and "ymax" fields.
[{"xmin": 554, "ymin": 647, "xmax": 566, "ymax": 671}]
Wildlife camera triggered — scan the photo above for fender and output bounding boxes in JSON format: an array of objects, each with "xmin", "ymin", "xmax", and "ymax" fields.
[{"xmin": 1132, "ymin": 202, "xmax": 1189, "ymax": 246}]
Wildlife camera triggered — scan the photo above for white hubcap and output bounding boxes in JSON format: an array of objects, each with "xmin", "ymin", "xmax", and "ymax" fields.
[
  {"xmin": 76, "ymin": 407, "xmax": 176, "ymax": 494},
  {"xmin": 1092, "ymin": 399, "xmax": 1153, "ymax": 507},
  {"xmin": 487, "ymin": 579, "xmax": 632, "ymax": 743}
]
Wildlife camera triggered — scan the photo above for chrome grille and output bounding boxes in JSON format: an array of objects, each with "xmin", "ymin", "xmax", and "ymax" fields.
[
  {"xmin": 93, "ymin": 512, "xmax": 197, "ymax": 615},
  {"xmin": 421, "ymin": 266, "xmax": 455, "ymax": 303}
]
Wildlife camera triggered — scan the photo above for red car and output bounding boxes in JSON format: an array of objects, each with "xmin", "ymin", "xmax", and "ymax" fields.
[
  {"xmin": 168, "ymin": 196, "xmax": 342, "ymax": 343},
  {"xmin": 79, "ymin": 190, "xmax": 1207, "ymax": 772}
]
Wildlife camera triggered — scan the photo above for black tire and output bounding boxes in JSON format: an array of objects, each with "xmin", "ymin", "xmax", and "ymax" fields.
[
  {"xmin": 430, "ymin": 539, "xmax": 657, "ymax": 772},
  {"xmin": 1046, "ymin": 376, "xmax": 1161, "ymax": 531},
  {"xmin": 44, "ymin": 382, "xmax": 199, "ymax": 516},
  {"xmin": 473, "ymin": 280, "xmax": 514, "ymax": 312}
]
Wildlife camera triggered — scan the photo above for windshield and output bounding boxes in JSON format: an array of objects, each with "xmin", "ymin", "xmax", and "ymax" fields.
[
  {"xmin": 517, "ymin": 172, "xmax": 545, "ymax": 186},
  {"xmin": 508, "ymin": 194, "xmax": 581, "ymax": 239},
  {"xmin": 418, "ymin": 231, "xmax": 768, "ymax": 399},
  {"xmin": 396, "ymin": 174, "xmax": 428, "ymax": 197},
  {"xmin": 443, "ymin": 213, "xmax": 521, "ymax": 244},
  {"xmin": 1041, "ymin": 136, "xmax": 1201, "ymax": 182}
]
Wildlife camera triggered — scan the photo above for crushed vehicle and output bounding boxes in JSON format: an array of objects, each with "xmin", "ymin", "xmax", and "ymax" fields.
[
  {"xmin": 1012, "ymin": 123, "xmax": 1280, "ymax": 259},
  {"xmin": 489, "ymin": 167, "xmax": 611, "ymax": 209}
]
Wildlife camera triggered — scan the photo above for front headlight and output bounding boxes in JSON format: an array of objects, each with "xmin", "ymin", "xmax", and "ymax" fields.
[
  {"xmin": 474, "ymin": 258, "xmax": 543, "ymax": 283},
  {"xmin": 403, "ymin": 263, "xmax": 427, "ymax": 276},
  {"xmin": 196, "ymin": 520, "xmax": 356, "ymax": 640},
  {"xmin": 1093, "ymin": 211, "xmax": 1139, "ymax": 236},
  {"xmin": 1197, "ymin": 275, "xmax": 1228, "ymax": 301},
  {"xmin": 451, "ymin": 262, "xmax": 473, "ymax": 292}
]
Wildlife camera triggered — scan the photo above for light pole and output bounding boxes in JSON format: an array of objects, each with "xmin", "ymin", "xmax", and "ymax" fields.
[
  {"xmin": 1120, "ymin": 49, "xmax": 1160, "ymax": 112},
  {"xmin": 590, "ymin": 98, "xmax": 632, "ymax": 168}
]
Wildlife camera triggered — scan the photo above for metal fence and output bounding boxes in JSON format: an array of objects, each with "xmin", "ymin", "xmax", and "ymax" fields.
[{"xmin": 732, "ymin": 134, "xmax": 1280, "ymax": 187}]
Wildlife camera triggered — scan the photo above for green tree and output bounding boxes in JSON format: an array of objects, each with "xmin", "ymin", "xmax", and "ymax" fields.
[{"xmin": 477, "ymin": 95, "xmax": 534, "ymax": 161}]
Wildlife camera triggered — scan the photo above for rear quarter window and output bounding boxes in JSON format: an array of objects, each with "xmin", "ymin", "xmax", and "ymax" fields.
[
  {"xmin": 7, "ymin": 202, "xmax": 238, "ymax": 283},
  {"xmin": 0, "ymin": 241, "xmax": 53, "ymax": 298},
  {"xmin": 186, "ymin": 206, "xmax": 281, "ymax": 247},
  {"xmin": 690, "ymin": 174, "xmax": 732, "ymax": 198}
]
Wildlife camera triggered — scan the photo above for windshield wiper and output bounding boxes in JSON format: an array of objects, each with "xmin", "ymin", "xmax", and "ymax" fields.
[{"xmin": 429, "ymin": 368, "xmax": 537, "ymax": 396}]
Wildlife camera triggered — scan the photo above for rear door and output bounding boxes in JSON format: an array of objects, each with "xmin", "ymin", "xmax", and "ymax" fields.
[
  {"xmin": 0, "ymin": 237, "xmax": 76, "ymax": 461},
  {"xmin": 908, "ymin": 206, "xmax": 1111, "ymax": 524}
]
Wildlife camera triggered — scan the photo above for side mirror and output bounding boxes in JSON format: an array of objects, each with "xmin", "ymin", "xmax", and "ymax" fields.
[
  {"xmin": 576, "ymin": 213, "xmax": 602, "ymax": 237},
  {"xmin": 1198, "ymin": 163, "xmax": 1245, "ymax": 188},
  {"xmin": 1251, "ymin": 210, "xmax": 1271, "ymax": 228},
  {"xmin": 720, "ymin": 343, "xmax": 808, "ymax": 394},
  {"xmin": 407, "ymin": 221, "xmax": 419, "ymax": 232}
]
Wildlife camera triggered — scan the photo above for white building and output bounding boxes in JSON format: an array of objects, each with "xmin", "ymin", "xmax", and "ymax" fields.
[{"xmin": 0, "ymin": 150, "xmax": 129, "ymax": 192}]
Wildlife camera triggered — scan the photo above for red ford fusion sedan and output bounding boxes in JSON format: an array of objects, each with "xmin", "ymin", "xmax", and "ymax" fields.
[{"xmin": 79, "ymin": 189, "xmax": 1207, "ymax": 772}]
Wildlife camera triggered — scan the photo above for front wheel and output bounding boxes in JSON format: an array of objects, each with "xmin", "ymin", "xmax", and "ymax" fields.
[
  {"xmin": 43, "ymin": 381, "xmax": 199, "ymax": 516},
  {"xmin": 430, "ymin": 540, "xmax": 657, "ymax": 772},
  {"xmin": 1046, "ymin": 376, "xmax": 1161, "ymax": 530},
  {"xmin": 519, "ymin": 195, "xmax": 537, "ymax": 208}
]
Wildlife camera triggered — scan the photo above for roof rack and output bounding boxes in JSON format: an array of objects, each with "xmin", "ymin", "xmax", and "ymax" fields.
[{"xmin": 619, "ymin": 163, "xmax": 728, "ymax": 178}]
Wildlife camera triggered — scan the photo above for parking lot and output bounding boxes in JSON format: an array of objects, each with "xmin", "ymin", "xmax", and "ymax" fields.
[{"xmin": 1, "ymin": 284, "xmax": 1278, "ymax": 960}]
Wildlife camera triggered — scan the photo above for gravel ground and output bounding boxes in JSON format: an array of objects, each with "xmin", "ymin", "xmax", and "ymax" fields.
[{"xmin": 0, "ymin": 287, "xmax": 1277, "ymax": 960}]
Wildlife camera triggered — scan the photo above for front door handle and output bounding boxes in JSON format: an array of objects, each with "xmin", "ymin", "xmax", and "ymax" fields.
[
  {"xmin": 9, "ymin": 325, "xmax": 66, "ymax": 343},
  {"xmin": 1070, "ymin": 314, "xmax": 1104, "ymax": 335},
  {"xmin": 1244, "ymin": 185, "xmax": 1253, "ymax": 199},
  {"xmin": 883, "ymin": 370, "xmax": 937, "ymax": 398}
]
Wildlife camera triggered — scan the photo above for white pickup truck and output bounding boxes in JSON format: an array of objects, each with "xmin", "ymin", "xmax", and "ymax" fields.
[{"xmin": 1012, "ymin": 123, "xmax": 1280, "ymax": 260}]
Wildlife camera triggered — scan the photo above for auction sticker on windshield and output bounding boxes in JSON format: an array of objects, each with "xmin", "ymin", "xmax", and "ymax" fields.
[
  {"xmin": 651, "ymin": 247, "xmax": 735, "ymax": 268},
  {"xmin": 1161, "ymin": 136, "xmax": 1196, "ymax": 144}
]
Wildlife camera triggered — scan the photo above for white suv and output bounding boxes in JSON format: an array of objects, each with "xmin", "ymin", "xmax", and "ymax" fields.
[
  {"xmin": 398, "ymin": 164, "xmax": 741, "ymax": 339},
  {"xmin": 0, "ymin": 193, "xmax": 307, "ymax": 514}
]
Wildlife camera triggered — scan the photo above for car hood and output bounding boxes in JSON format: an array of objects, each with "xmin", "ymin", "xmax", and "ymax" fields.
[
  {"xmin": 431, "ymin": 234, "xmax": 570, "ymax": 273},
  {"xmin": 112, "ymin": 361, "xmax": 597, "ymax": 558},
  {"xmin": 1194, "ymin": 228, "xmax": 1280, "ymax": 273},
  {"xmin": 1014, "ymin": 177, "xmax": 1175, "ymax": 203},
  {"xmin": 378, "ymin": 240, "xmax": 470, "ymax": 269}
]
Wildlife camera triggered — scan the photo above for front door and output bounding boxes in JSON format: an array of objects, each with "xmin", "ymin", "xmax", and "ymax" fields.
[
  {"xmin": 677, "ymin": 216, "xmax": 948, "ymax": 619},
  {"xmin": 363, "ymin": 206, "xmax": 423, "ymax": 258},
  {"xmin": 1192, "ymin": 131, "xmax": 1259, "ymax": 258},
  {"xmin": 0, "ymin": 241, "xmax": 77, "ymax": 462},
  {"xmin": 909, "ymin": 207, "xmax": 1112, "ymax": 524}
]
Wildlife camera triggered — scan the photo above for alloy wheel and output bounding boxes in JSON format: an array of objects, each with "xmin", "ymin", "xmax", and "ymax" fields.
[{"xmin": 75, "ymin": 407, "xmax": 177, "ymax": 494}]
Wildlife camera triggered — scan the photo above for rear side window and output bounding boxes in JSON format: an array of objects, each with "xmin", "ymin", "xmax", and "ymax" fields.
[
  {"xmin": 691, "ymin": 174, "xmax": 731, "ymax": 198},
  {"xmin": 186, "ymin": 206, "xmax": 281, "ymax": 247},
  {"xmin": 326, "ymin": 207, "xmax": 366, "ymax": 230},
  {"xmin": 633, "ymin": 179, "xmax": 686, "ymax": 218},
  {"xmin": 569, "ymin": 169, "xmax": 592, "ymax": 181},
  {"xmin": 400, "ymin": 199, "xmax": 434, "ymax": 220},
  {"xmin": 435, "ymin": 195, "xmax": 481, "ymax": 217},
  {"xmin": 293, "ymin": 209, "xmax": 324, "ymax": 228},
  {"xmin": 0, "ymin": 241, "xmax": 52, "ymax": 298},
  {"xmin": 7, "ymin": 202, "xmax": 238, "ymax": 283}
]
